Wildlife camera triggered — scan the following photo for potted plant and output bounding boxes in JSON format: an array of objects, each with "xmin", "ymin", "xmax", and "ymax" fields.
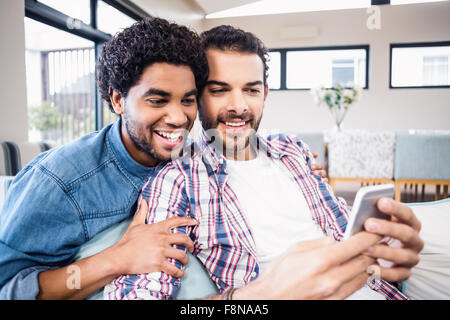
[{"xmin": 311, "ymin": 84, "xmax": 361, "ymax": 131}]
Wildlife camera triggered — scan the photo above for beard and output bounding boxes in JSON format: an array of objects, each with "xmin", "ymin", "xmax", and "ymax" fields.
[
  {"xmin": 122, "ymin": 113, "xmax": 164, "ymax": 162},
  {"xmin": 199, "ymin": 108, "xmax": 263, "ymax": 158}
]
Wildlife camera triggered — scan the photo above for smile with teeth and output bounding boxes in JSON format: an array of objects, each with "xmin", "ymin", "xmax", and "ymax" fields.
[
  {"xmin": 155, "ymin": 130, "xmax": 183, "ymax": 142},
  {"xmin": 224, "ymin": 121, "xmax": 247, "ymax": 127}
]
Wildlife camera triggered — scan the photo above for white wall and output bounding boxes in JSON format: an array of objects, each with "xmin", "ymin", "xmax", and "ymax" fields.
[
  {"xmin": 0, "ymin": 0, "xmax": 28, "ymax": 142},
  {"xmin": 202, "ymin": 2, "xmax": 450, "ymax": 132}
]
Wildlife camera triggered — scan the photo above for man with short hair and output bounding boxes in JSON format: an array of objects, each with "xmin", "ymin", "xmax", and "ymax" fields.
[
  {"xmin": 105, "ymin": 25, "xmax": 423, "ymax": 300},
  {"xmin": 0, "ymin": 17, "xmax": 206, "ymax": 300}
]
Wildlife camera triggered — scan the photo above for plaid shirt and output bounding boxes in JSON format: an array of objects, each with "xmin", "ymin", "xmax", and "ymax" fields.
[{"xmin": 104, "ymin": 131, "xmax": 407, "ymax": 300}]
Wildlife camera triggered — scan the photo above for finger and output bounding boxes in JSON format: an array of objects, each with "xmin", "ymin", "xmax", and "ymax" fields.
[
  {"xmin": 161, "ymin": 260, "xmax": 185, "ymax": 278},
  {"xmin": 325, "ymin": 271, "xmax": 370, "ymax": 300},
  {"xmin": 306, "ymin": 254, "xmax": 374, "ymax": 299},
  {"xmin": 378, "ymin": 266, "xmax": 412, "ymax": 282},
  {"xmin": 312, "ymin": 163, "xmax": 323, "ymax": 170},
  {"xmin": 318, "ymin": 232, "xmax": 382, "ymax": 268},
  {"xmin": 162, "ymin": 216, "xmax": 198, "ymax": 231},
  {"xmin": 364, "ymin": 218, "xmax": 423, "ymax": 252},
  {"xmin": 312, "ymin": 168, "xmax": 327, "ymax": 178},
  {"xmin": 377, "ymin": 198, "xmax": 422, "ymax": 232},
  {"xmin": 164, "ymin": 247, "xmax": 190, "ymax": 266},
  {"xmin": 167, "ymin": 233, "xmax": 195, "ymax": 253},
  {"xmin": 318, "ymin": 254, "xmax": 375, "ymax": 298},
  {"xmin": 365, "ymin": 245, "xmax": 420, "ymax": 268},
  {"xmin": 130, "ymin": 198, "xmax": 148, "ymax": 226}
]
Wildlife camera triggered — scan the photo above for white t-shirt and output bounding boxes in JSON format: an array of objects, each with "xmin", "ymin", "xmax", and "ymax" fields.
[{"xmin": 226, "ymin": 150, "xmax": 385, "ymax": 300}]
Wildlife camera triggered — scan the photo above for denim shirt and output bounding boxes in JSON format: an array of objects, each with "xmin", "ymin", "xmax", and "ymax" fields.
[{"xmin": 0, "ymin": 119, "xmax": 154, "ymax": 299}]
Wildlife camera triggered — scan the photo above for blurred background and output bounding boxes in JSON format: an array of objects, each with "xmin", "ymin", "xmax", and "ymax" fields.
[{"xmin": 0, "ymin": 0, "xmax": 449, "ymax": 204}]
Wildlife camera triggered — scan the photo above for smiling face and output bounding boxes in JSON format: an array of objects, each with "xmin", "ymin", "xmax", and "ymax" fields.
[
  {"xmin": 199, "ymin": 49, "xmax": 268, "ymax": 160},
  {"xmin": 111, "ymin": 62, "xmax": 197, "ymax": 167}
]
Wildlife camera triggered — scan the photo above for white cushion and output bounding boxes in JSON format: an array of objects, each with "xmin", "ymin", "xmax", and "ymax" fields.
[{"xmin": 405, "ymin": 199, "xmax": 450, "ymax": 299}]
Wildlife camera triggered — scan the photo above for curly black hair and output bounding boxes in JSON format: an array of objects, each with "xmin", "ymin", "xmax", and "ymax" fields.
[
  {"xmin": 97, "ymin": 17, "xmax": 208, "ymax": 113},
  {"xmin": 200, "ymin": 25, "xmax": 269, "ymax": 85}
]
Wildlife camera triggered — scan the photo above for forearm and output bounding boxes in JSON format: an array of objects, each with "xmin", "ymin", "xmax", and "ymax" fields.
[
  {"xmin": 204, "ymin": 280, "xmax": 264, "ymax": 300},
  {"xmin": 37, "ymin": 245, "xmax": 121, "ymax": 300}
]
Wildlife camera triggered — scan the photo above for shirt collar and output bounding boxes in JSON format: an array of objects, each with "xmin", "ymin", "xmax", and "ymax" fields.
[{"xmin": 107, "ymin": 119, "xmax": 155, "ymax": 189}]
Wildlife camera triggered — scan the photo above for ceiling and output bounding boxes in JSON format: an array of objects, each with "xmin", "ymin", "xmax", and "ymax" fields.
[
  {"xmin": 192, "ymin": 0, "xmax": 448, "ymax": 18},
  {"xmin": 193, "ymin": 0, "xmax": 260, "ymax": 14}
]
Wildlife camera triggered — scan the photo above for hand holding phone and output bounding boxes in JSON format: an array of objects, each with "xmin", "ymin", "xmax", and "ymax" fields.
[{"xmin": 343, "ymin": 184, "xmax": 395, "ymax": 240}]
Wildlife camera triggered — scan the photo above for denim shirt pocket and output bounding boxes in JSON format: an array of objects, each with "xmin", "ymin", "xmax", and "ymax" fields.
[{"xmin": 69, "ymin": 160, "xmax": 139, "ymax": 240}]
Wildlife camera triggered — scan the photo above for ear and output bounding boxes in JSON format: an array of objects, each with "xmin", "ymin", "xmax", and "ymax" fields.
[
  {"xmin": 263, "ymin": 83, "xmax": 269, "ymax": 101},
  {"xmin": 109, "ymin": 86, "xmax": 124, "ymax": 115}
]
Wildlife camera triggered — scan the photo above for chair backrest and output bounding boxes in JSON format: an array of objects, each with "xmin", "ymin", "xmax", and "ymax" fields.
[
  {"xmin": 328, "ymin": 130, "xmax": 396, "ymax": 179},
  {"xmin": 285, "ymin": 131, "xmax": 325, "ymax": 163},
  {"xmin": 0, "ymin": 141, "xmax": 21, "ymax": 176},
  {"xmin": 394, "ymin": 130, "xmax": 450, "ymax": 180},
  {"xmin": 0, "ymin": 142, "xmax": 12, "ymax": 176},
  {"xmin": 3, "ymin": 142, "xmax": 21, "ymax": 176}
]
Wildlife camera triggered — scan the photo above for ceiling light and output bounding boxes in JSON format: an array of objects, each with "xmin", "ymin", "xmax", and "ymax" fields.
[
  {"xmin": 391, "ymin": 0, "xmax": 447, "ymax": 5},
  {"xmin": 206, "ymin": 0, "xmax": 372, "ymax": 19}
]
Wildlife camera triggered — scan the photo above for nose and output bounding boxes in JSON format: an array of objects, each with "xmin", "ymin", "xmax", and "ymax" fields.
[
  {"xmin": 227, "ymin": 89, "xmax": 248, "ymax": 115},
  {"xmin": 164, "ymin": 103, "xmax": 189, "ymax": 127}
]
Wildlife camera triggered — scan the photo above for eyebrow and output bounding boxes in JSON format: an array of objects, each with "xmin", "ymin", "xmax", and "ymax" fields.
[
  {"xmin": 246, "ymin": 81, "xmax": 263, "ymax": 86},
  {"xmin": 143, "ymin": 88, "xmax": 198, "ymax": 98},
  {"xmin": 143, "ymin": 88, "xmax": 171, "ymax": 97},
  {"xmin": 206, "ymin": 80, "xmax": 263, "ymax": 87},
  {"xmin": 184, "ymin": 89, "xmax": 198, "ymax": 97},
  {"xmin": 206, "ymin": 80, "xmax": 229, "ymax": 87}
]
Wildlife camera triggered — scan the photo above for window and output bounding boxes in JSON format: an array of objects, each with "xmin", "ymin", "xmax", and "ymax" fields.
[
  {"xmin": 25, "ymin": 18, "xmax": 96, "ymax": 144},
  {"xmin": 390, "ymin": 42, "xmax": 450, "ymax": 88},
  {"xmin": 38, "ymin": 0, "xmax": 91, "ymax": 25},
  {"xmin": 269, "ymin": 46, "xmax": 368, "ymax": 90},
  {"xmin": 25, "ymin": 0, "xmax": 148, "ymax": 145},
  {"xmin": 97, "ymin": 0, "xmax": 137, "ymax": 36},
  {"xmin": 267, "ymin": 51, "xmax": 281, "ymax": 89}
]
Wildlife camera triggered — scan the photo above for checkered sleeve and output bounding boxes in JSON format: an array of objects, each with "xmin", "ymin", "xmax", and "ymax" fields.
[{"xmin": 103, "ymin": 163, "xmax": 191, "ymax": 300}]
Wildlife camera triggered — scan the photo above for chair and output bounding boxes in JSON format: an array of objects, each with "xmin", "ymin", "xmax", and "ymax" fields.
[
  {"xmin": 0, "ymin": 141, "xmax": 13, "ymax": 176},
  {"xmin": 0, "ymin": 141, "xmax": 15, "ymax": 211},
  {"xmin": 2, "ymin": 142, "xmax": 21, "ymax": 176},
  {"xmin": 327, "ymin": 130, "xmax": 396, "ymax": 190},
  {"xmin": 394, "ymin": 130, "xmax": 450, "ymax": 202}
]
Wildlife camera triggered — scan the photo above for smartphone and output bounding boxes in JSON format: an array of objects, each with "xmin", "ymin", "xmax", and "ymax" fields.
[{"xmin": 343, "ymin": 184, "xmax": 395, "ymax": 240}]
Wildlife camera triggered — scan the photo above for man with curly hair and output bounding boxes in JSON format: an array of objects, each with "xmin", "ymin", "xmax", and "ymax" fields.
[{"xmin": 0, "ymin": 17, "xmax": 207, "ymax": 300}]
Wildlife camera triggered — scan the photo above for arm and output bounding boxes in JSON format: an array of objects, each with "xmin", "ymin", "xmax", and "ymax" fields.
[
  {"xmin": 207, "ymin": 232, "xmax": 382, "ymax": 300},
  {"xmin": 300, "ymin": 140, "xmax": 422, "ymax": 291},
  {"xmin": 105, "ymin": 166, "xmax": 193, "ymax": 300},
  {"xmin": 36, "ymin": 199, "xmax": 196, "ymax": 300},
  {"xmin": 0, "ymin": 167, "xmax": 195, "ymax": 300}
]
